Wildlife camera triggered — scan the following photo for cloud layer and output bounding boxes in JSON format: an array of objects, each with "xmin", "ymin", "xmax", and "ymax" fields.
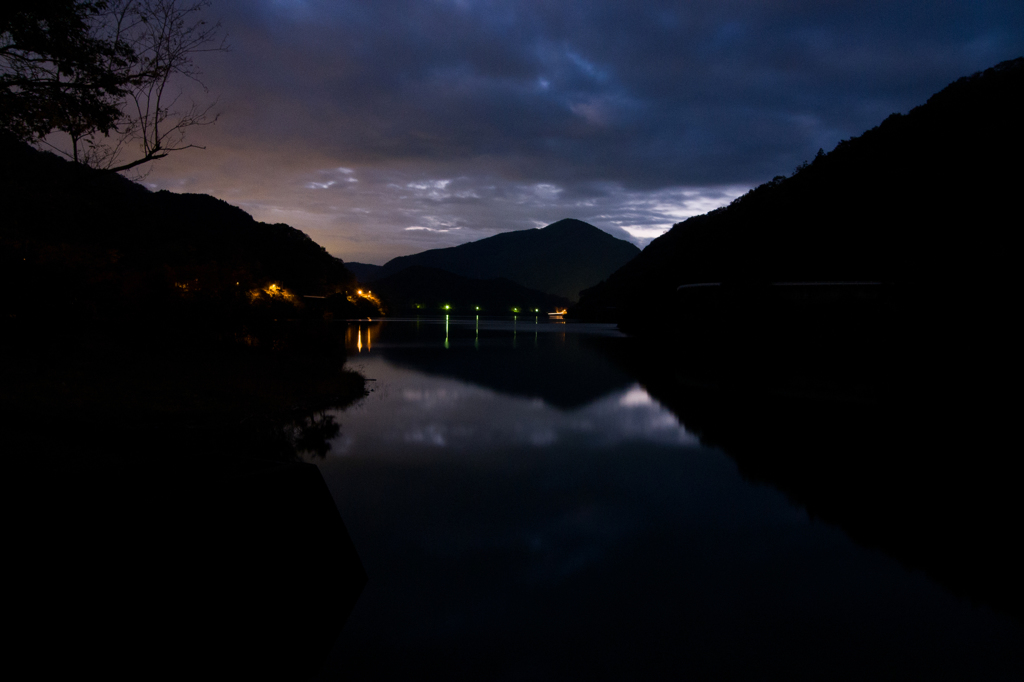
[{"xmin": 138, "ymin": 0, "xmax": 1024, "ymax": 262}]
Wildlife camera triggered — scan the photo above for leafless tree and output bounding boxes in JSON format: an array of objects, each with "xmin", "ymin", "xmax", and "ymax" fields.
[{"xmin": 40, "ymin": 0, "xmax": 227, "ymax": 175}]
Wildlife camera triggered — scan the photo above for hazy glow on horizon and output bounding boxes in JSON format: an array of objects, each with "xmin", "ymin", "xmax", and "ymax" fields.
[{"xmin": 133, "ymin": 0, "xmax": 1023, "ymax": 264}]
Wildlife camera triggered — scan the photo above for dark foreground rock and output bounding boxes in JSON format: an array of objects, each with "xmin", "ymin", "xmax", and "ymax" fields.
[{"xmin": 13, "ymin": 459, "xmax": 366, "ymax": 680}]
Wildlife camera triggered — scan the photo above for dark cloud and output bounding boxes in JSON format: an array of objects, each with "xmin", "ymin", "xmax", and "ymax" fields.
[{"xmin": 141, "ymin": 0, "xmax": 1024, "ymax": 262}]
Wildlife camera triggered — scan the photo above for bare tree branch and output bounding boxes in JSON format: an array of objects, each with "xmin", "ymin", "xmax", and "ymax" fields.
[{"xmin": 35, "ymin": 0, "xmax": 227, "ymax": 173}]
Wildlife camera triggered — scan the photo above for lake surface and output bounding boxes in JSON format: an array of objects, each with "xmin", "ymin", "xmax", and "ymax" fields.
[{"xmin": 310, "ymin": 318, "xmax": 1022, "ymax": 680}]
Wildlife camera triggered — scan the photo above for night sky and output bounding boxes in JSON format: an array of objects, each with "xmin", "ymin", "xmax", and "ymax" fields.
[{"xmin": 141, "ymin": 0, "xmax": 1024, "ymax": 264}]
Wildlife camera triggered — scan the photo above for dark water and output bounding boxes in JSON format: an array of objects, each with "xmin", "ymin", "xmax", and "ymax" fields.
[{"xmin": 310, "ymin": 318, "xmax": 1022, "ymax": 680}]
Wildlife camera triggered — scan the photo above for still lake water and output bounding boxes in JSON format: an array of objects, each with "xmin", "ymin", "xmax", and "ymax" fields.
[{"xmin": 309, "ymin": 318, "xmax": 1022, "ymax": 680}]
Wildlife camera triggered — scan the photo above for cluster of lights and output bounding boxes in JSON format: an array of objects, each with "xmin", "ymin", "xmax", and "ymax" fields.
[
  {"xmin": 410, "ymin": 303, "xmax": 549, "ymax": 314},
  {"xmin": 248, "ymin": 282, "xmax": 296, "ymax": 303},
  {"xmin": 354, "ymin": 288, "xmax": 382, "ymax": 308},
  {"xmin": 415, "ymin": 304, "xmax": 486, "ymax": 311}
]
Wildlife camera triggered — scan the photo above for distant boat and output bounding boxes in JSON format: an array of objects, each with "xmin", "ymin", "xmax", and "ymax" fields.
[{"xmin": 548, "ymin": 308, "xmax": 567, "ymax": 319}]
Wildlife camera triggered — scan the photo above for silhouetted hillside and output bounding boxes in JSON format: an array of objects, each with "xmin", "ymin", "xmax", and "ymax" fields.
[
  {"xmin": 373, "ymin": 219, "xmax": 640, "ymax": 301},
  {"xmin": 572, "ymin": 59, "xmax": 1024, "ymax": 622},
  {"xmin": 1, "ymin": 135, "xmax": 370, "ymax": 466},
  {"xmin": 0, "ymin": 135, "xmax": 363, "ymax": 325},
  {"xmin": 575, "ymin": 57, "xmax": 1023, "ymax": 330},
  {"xmin": 369, "ymin": 265, "xmax": 570, "ymax": 315}
]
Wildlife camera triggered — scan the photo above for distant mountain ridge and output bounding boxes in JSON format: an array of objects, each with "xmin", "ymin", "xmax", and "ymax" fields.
[
  {"xmin": 368, "ymin": 266, "xmax": 569, "ymax": 315},
  {"xmin": 345, "ymin": 262, "xmax": 385, "ymax": 282},
  {"xmin": 364, "ymin": 219, "xmax": 640, "ymax": 302}
]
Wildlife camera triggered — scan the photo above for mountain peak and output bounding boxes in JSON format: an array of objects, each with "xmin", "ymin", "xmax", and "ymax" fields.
[
  {"xmin": 375, "ymin": 218, "xmax": 640, "ymax": 301},
  {"xmin": 541, "ymin": 218, "xmax": 600, "ymax": 233}
]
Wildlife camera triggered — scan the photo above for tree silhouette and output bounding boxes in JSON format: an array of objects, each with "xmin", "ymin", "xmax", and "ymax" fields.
[
  {"xmin": 1, "ymin": 2, "xmax": 129, "ymax": 149},
  {"xmin": 1, "ymin": 0, "xmax": 226, "ymax": 174},
  {"xmin": 80, "ymin": 0, "xmax": 227, "ymax": 173}
]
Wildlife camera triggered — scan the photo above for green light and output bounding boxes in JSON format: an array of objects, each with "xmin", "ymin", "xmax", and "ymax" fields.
[{"xmin": 443, "ymin": 304, "xmax": 451, "ymax": 310}]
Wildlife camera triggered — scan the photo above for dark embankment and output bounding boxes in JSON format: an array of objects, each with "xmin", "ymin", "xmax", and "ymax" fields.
[
  {"xmin": 369, "ymin": 265, "xmax": 570, "ymax": 315},
  {"xmin": 3, "ymin": 138, "xmax": 372, "ymax": 677},
  {"xmin": 1, "ymin": 136, "xmax": 374, "ymax": 465},
  {"xmin": 371, "ymin": 218, "xmax": 640, "ymax": 301},
  {"xmin": 18, "ymin": 458, "xmax": 366, "ymax": 680}
]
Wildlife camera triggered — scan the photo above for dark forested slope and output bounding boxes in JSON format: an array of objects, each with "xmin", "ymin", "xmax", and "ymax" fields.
[
  {"xmin": 575, "ymin": 58, "xmax": 1023, "ymax": 328},
  {"xmin": 1, "ymin": 137, "xmax": 369, "ymax": 464},
  {"xmin": 374, "ymin": 219, "xmax": 640, "ymax": 302},
  {"xmin": 1, "ymin": 136, "xmax": 360, "ymax": 324}
]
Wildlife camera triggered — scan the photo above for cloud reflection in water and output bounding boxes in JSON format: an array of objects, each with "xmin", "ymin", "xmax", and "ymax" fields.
[{"xmin": 329, "ymin": 356, "xmax": 696, "ymax": 458}]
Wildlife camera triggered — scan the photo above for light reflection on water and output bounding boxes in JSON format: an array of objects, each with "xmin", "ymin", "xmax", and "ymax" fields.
[{"xmin": 310, "ymin": 320, "xmax": 1023, "ymax": 681}]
